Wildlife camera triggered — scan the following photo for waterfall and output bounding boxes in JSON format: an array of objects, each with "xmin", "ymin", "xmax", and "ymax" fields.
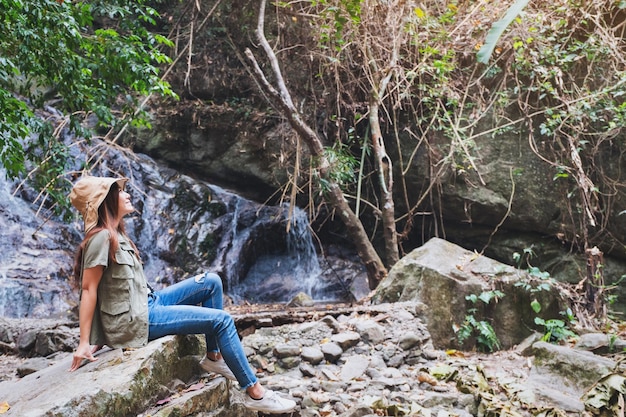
[
  {"xmin": 222, "ymin": 196, "xmax": 244, "ymax": 295},
  {"xmin": 227, "ymin": 205, "xmax": 324, "ymax": 304},
  {"xmin": 284, "ymin": 206, "xmax": 321, "ymax": 296}
]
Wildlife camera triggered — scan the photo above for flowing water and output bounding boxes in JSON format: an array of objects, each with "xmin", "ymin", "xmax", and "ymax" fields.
[{"xmin": 228, "ymin": 205, "xmax": 324, "ymax": 304}]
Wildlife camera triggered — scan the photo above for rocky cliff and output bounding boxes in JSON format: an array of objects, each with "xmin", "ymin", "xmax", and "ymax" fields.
[{"xmin": 120, "ymin": 0, "xmax": 626, "ymax": 309}]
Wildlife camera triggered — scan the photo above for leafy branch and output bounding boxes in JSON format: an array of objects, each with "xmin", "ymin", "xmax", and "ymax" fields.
[{"xmin": 0, "ymin": 0, "xmax": 176, "ymax": 213}]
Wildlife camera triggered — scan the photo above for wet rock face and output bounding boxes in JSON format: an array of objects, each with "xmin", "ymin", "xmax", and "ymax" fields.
[
  {"xmin": 0, "ymin": 178, "xmax": 77, "ymax": 319},
  {"xmin": 0, "ymin": 134, "xmax": 367, "ymax": 319}
]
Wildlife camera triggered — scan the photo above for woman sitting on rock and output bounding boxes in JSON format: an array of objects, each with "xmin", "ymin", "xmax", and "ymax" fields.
[{"xmin": 68, "ymin": 175, "xmax": 296, "ymax": 414}]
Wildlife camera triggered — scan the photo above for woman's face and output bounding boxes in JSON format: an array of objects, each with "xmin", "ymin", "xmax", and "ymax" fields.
[{"xmin": 117, "ymin": 188, "xmax": 135, "ymax": 218}]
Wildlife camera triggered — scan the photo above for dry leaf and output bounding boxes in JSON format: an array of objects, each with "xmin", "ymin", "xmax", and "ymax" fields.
[
  {"xmin": 309, "ymin": 392, "xmax": 331, "ymax": 404},
  {"xmin": 0, "ymin": 402, "xmax": 10, "ymax": 414},
  {"xmin": 108, "ymin": 357, "xmax": 123, "ymax": 366},
  {"xmin": 183, "ymin": 382, "xmax": 205, "ymax": 393},
  {"xmin": 417, "ymin": 372, "xmax": 438, "ymax": 386},
  {"xmin": 446, "ymin": 349, "xmax": 466, "ymax": 358}
]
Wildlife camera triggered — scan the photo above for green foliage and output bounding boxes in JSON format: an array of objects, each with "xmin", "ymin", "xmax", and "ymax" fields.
[
  {"xmin": 306, "ymin": 0, "xmax": 363, "ymax": 49},
  {"xmin": 0, "ymin": 89, "xmax": 33, "ymax": 175},
  {"xmin": 512, "ymin": 246, "xmax": 555, "ymax": 293},
  {"xmin": 608, "ymin": 333, "xmax": 619, "ymax": 352},
  {"xmin": 498, "ymin": 2, "xmax": 626, "ymax": 251},
  {"xmin": 457, "ymin": 312, "xmax": 501, "ymax": 353},
  {"xmin": 466, "ymin": 289, "xmax": 505, "ymax": 305},
  {"xmin": 512, "ymin": 252, "xmax": 578, "ymax": 344},
  {"xmin": 0, "ymin": 0, "xmax": 176, "ymax": 212},
  {"xmin": 534, "ymin": 310, "xmax": 577, "ymax": 344},
  {"xmin": 274, "ymin": 0, "xmax": 626, "ymax": 262},
  {"xmin": 199, "ymin": 232, "xmax": 218, "ymax": 263},
  {"xmin": 512, "ymin": 245, "xmax": 536, "ymax": 269},
  {"xmin": 477, "ymin": 0, "xmax": 530, "ymax": 64},
  {"xmin": 318, "ymin": 141, "xmax": 358, "ymax": 194},
  {"xmin": 457, "ymin": 290, "xmax": 503, "ymax": 352},
  {"xmin": 517, "ymin": 266, "xmax": 552, "ymax": 289}
]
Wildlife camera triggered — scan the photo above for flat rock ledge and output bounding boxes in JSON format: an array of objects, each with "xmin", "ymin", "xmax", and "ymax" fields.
[{"xmin": 0, "ymin": 335, "xmax": 254, "ymax": 417}]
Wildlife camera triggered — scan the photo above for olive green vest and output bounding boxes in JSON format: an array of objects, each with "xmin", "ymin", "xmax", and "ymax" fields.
[{"xmin": 82, "ymin": 230, "xmax": 149, "ymax": 348}]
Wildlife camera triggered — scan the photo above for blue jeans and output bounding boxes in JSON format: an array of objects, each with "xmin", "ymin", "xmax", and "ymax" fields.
[{"xmin": 147, "ymin": 272, "xmax": 258, "ymax": 389}]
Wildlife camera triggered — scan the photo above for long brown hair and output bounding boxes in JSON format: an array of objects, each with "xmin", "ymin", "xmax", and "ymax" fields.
[{"xmin": 71, "ymin": 182, "xmax": 140, "ymax": 288}]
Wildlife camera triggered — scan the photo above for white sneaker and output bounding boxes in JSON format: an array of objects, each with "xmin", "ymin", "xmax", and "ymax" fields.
[
  {"xmin": 243, "ymin": 390, "xmax": 297, "ymax": 414},
  {"xmin": 199, "ymin": 357, "xmax": 237, "ymax": 381}
]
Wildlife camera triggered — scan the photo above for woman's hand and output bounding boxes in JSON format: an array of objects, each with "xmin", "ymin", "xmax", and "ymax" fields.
[{"xmin": 69, "ymin": 342, "xmax": 102, "ymax": 372}]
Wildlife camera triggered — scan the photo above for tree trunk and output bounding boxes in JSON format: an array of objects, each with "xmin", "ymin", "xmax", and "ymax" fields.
[
  {"xmin": 584, "ymin": 246, "xmax": 605, "ymax": 319},
  {"xmin": 363, "ymin": 12, "xmax": 402, "ymax": 267},
  {"xmin": 244, "ymin": 0, "xmax": 387, "ymax": 290},
  {"xmin": 369, "ymin": 99, "xmax": 399, "ymax": 266}
]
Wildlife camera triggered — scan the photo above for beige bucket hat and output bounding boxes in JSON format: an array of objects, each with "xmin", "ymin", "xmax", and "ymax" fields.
[{"xmin": 69, "ymin": 176, "xmax": 128, "ymax": 232}]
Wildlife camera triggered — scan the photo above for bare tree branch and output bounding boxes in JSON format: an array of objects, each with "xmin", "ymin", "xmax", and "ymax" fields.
[{"xmin": 243, "ymin": 0, "xmax": 387, "ymax": 289}]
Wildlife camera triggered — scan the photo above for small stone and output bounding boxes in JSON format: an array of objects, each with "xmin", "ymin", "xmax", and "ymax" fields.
[
  {"xmin": 17, "ymin": 357, "xmax": 50, "ymax": 377},
  {"xmin": 321, "ymin": 342, "xmax": 343, "ymax": 363},
  {"xmin": 382, "ymin": 367, "xmax": 403, "ymax": 378},
  {"xmin": 405, "ymin": 350, "xmax": 424, "ymax": 366},
  {"xmin": 331, "ymin": 331, "xmax": 361, "ymax": 350},
  {"xmin": 333, "ymin": 401, "xmax": 348, "ymax": 414},
  {"xmin": 273, "ymin": 343, "xmax": 301, "ymax": 359},
  {"xmin": 321, "ymin": 315, "xmax": 343, "ymax": 332},
  {"xmin": 366, "ymin": 368, "xmax": 382, "ymax": 379},
  {"xmin": 398, "ymin": 332, "xmax": 421, "ymax": 350},
  {"xmin": 339, "ymin": 355, "xmax": 369, "ymax": 381},
  {"xmin": 574, "ymin": 332, "xmax": 614, "ymax": 353},
  {"xmin": 278, "ymin": 356, "xmax": 301, "ymax": 369},
  {"xmin": 16, "ymin": 330, "xmax": 37, "ymax": 354},
  {"xmin": 422, "ymin": 349, "xmax": 442, "ymax": 360},
  {"xmin": 346, "ymin": 381, "xmax": 368, "ymax": 392},
  {"xmin": 0, "ymin": 325, "xmax": 13, "ymax": 344},
  {"xmin": 301, "ymin": 346, "xmax": 324, "ymax": 365},
  {"xmin": 300, "ymin": 362, "xmax": 318, "ymax": 377},
  {"xmin": 353, "ymin": 320, "xmax": 385, "ymax": 344},
  {"xmin": 288, "ymin": 292, "xmax": 315, "ymax": 307},
  {"xmin": 346, "ymin": 404, "xmax": 374, "ymax": 417},
  {"xmin": 386, "ymin": 352, "xmax": 405, "ymax": 368}
]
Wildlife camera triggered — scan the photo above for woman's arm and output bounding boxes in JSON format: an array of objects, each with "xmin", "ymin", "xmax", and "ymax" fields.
[{"xmin": 69, "ymin": 265, "xmax": 104, "ymax": 372}]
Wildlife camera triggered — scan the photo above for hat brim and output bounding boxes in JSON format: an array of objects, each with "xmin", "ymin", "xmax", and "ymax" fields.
[{"xmin": 70, "ymin": 176, "xmax": 129, "ymax": 233}]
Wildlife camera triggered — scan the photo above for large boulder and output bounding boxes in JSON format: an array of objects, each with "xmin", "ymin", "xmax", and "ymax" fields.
[
  {"xmin": 372, "ymin": 237, "xmax": 567, "ymax": 350},
  {"xmin": 531, "ymin": 341, "xmax": 616, "ymax": 396}
]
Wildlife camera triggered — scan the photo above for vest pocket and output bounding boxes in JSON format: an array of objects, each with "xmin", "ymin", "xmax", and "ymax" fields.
[
  {"xmin": 100, "ymin": 275, "xmax": 132, "ymax": 342},
  {"xmin": 100, "ymin": 273, "xmax": 132, "ymax": 315},
  {"xmin": 101, "ymin": 297, "xmax": 131, "ymax": 316}
]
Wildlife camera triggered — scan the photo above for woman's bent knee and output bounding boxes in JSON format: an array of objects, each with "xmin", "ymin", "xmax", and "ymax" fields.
[
  {"xmin": 214, "ymin": 310, "xmax": 234, "ymax": 328},
  {"xmin": 195, "ymin": 272, "xmax": 222, "ymax": 290}
]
